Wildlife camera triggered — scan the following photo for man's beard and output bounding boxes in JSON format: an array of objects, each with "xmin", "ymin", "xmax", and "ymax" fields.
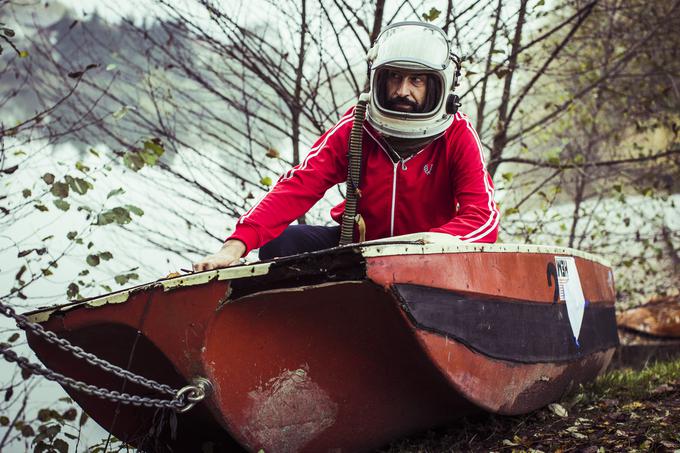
[{"xmin": 385, "ymin": 96, "xmax": 422, "ymax": 113}]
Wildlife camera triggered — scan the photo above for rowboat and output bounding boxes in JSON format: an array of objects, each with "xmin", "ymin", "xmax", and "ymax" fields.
[
  {"xmin": 25, "ymin": 233, "xmax": 619, "ymax": 452},
  {"xmin": 613, "ymin": 295, "xmax": 680, "ymax": 369}
]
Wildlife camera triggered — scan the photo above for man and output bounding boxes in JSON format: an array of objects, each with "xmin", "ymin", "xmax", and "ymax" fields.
[{"xmin": 194, "ymin": 21, "xmax": 499, "ymax": 272}]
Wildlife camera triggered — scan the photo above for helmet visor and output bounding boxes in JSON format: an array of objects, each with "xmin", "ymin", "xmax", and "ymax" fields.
[
  {"xmin": 374, "ymin": 67, "xmax": 443, "ymax": 116},
  {"xmin": 373, "ymin": 22, "xmax": 451, "ymax": 70}
]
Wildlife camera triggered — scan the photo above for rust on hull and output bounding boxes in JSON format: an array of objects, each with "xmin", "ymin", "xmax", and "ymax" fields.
[{"xmin": 24, "ymin": 237, "xmax": 618, "ymax": 452}]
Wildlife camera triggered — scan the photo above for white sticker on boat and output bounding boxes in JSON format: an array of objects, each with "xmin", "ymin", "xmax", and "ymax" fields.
[{"xmin": 555, "ymin": 256, "xmax": 586, "ymax": 344}]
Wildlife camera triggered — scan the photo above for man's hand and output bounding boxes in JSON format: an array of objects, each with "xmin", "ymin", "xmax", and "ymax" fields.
[{"xmin": 192, "ymin": 239, "xmax": 247, "ymax": 272}]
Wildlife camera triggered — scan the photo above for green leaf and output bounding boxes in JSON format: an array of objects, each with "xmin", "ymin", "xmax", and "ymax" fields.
[
  {"xmin": 62, "ymin": 408, "xmax": 77, "ymax": 421},
  {"xmin": 75, "ymin": 161, "xmax": 90, "ymax": 173},
  {"xmin": 37, "ymin": 409, "xmax": 52, "ymax": 422},
  {"xmin": 112, "ymin": 206, "xmax": 132, "ymax": 224},
  {"xmin": 99, "ymin": 251, "xmax": 113, "ymax": 261},
  {"xmin": 66, "ymin": 175, "xmax": 92, "ymax": 195},
  {"xmin": 86, "ymin": 254, "xmax": 100, "ymax": 266},
  {"xmin": 96, "ymin": 207, "xmax": 131, "ymax": 225},
  {"xmin": 123, "ymin": 152, "xmax": 145, "ymax": 171},
  {"xmin": 501, "ymin": 172, "xmax": 513, "ymax": 182},
  {"xmin": 125, "ymin": 204, "xmax": 144, "ymax": 216},
  {"xmin": 89, "ymin": 148, "xmax": 100, "ymax": 157},
  {"xmin": 50, "ymin": 181, "xmax": 69, "ymax": 198},
  {"xmin": 67, "ymin": 231, "xmax": 77, "ymax": 240},
  {"xmin": 16, "ymin": 265, "xmax": 26, "ymax": 283},
  {"xmin": 143, "ymin": 139, "xmax": 164, "ymax": 157},
  {"xmin": 114, "ymin": 272, "xmax": 139, "ymax": 285},
  {"xmin": 22, "ymin": 188, "xmax": 31, "ymax": 198},
  {"xmin": 53, "ymin": 199, "xmax": 70, "ymax": 211},
  {"xmin": 42, "ymin": 173, "xmax": 55, "ymax": 185},
  {"xmin": 504, "ymin": 207, "xmax": 520, "ymax": 216},
  {"xmin": 260, "ymin": 176, "xmax": 273, "ymax": 187},
  {"xmin": 421, "ymin": 7, "xmax": 441, "ymax": 21},
  {"xmin": 112, "ymin": 106, "xmax": 130, "ymax": 120},
  {"xmin": 67, "ymin": 283, "xmax": 80, "ymax": 299},
  {"xmin": 107, "ymin": 188, "xmax": 125, "ymax": 198},
  {"xmin": 53, "ymin": 438, "xmax": 68, "ymax": 453},
  {"xmin": 8, "ymin": 333, "xmax": 19, "ymax": 342},
  {"xmin": 99, "ymin": 284, "xmax": 112, "ymax": 292},
  {"xmin": 19, "ymin": 50, "xmax": 29, "ymax": 58}
]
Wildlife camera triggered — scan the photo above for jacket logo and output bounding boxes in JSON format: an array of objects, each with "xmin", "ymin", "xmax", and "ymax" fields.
[{"xmin": 423, "ymin": 163, "xmax": 433, "ymax": 175}]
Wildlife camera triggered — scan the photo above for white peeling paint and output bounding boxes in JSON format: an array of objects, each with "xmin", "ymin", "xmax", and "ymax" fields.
[
  {"xmin": 359, "ymin": 232, "xmax": 610, "ymax": 267},
  {"xmin": 85, "ymin": 290, "xmax": 131, "ymax": 307},
  {"xmin": 242, "ymin": 365, "xmax": 337, "ymax": 453}
]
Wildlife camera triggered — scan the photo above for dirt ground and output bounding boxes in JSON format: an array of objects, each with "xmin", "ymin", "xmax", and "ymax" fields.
[{"xmin": 383, "ymin": 358, "xmax": 680, "ymax": 453}]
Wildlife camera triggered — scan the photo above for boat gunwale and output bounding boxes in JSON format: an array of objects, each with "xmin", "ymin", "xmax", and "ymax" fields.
[{"xmin": 24, "ymin": 234, "xmax": 610, "ymax": 323}]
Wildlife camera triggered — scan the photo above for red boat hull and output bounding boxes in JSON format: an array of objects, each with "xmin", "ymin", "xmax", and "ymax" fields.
[{"xmin": 26, "ymin": 238, "xmax": 618, "ymax": 452}]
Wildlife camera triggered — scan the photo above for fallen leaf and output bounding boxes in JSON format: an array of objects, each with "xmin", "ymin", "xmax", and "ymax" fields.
[{"xmin": 549, "ymin": 403, "xmax": 568, "ymax": 418}]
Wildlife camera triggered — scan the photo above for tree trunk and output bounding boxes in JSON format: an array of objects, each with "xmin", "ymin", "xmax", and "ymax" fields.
[{"xmin": 488, "ymin": 0, "xmax": 528, "ymax": 179}]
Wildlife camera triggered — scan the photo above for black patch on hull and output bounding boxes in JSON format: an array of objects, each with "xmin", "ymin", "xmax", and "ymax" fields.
[{"xmin": 394, "ymin": 284, "xmax": 619, "ymax": 363}]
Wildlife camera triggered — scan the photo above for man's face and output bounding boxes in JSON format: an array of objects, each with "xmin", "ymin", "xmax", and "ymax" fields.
[{"xmin": 384, "ymin": 69, "xmax": 428, "ymax": 113}]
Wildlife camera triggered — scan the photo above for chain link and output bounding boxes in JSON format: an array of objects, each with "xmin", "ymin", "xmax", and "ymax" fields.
[
  {"xmin": 0, "ymin": 299, "xmax": 175, "ymax": 395},
  {"xmin": 0, "ymin": 299, "xmax": 210, "ymax": 412},
  {"xmin": 0, "ymin": 345, "xmax": 185, "ymax": 409}
]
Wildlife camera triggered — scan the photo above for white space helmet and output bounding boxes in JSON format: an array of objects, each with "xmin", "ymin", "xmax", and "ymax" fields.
[{"xmin": 366, "ymin": 21, "xmax": 461, "ymax": 140}]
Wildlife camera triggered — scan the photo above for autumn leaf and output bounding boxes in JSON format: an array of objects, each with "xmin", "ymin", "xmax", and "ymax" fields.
[{"xmin": 421, "ymin": 7, "xmax": 441, "ymax": 22}]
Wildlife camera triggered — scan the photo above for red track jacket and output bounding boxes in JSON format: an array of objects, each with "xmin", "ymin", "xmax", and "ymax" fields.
[{"xmin": 229, "ymin": 109, "xmax": 499, "ymax": 254}]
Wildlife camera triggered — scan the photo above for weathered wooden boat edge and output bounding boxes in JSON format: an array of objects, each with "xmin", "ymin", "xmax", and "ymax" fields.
[{"xmin": 25, "ymin": 233, "xmax": 612, "ymax": 323}]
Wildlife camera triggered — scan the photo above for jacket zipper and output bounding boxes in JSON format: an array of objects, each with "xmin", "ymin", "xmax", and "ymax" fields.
[
  {"xmin": 390, "ymin": 161, "xmax": 398, "ymax": 236},
  {"xmin": 390, "ymin": 155, "xmax": 417, "ymax": 236}
]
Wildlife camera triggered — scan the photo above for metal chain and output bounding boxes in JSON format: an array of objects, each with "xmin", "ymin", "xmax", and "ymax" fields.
[
  {"xmin": 0, "ymin": 299, "xmax": 175, "ymax": 396},
  {"xmin": 0, "ymin": 344, "xmax": 191, "ymax": 410}
]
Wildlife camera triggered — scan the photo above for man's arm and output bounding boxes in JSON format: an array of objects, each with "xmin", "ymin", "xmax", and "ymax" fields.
[
  {"xmin": 429, "ymin": 116, "xmax": 500, "ymax": 243},
  {"xmin": 193, "ymin": 109, "xmax": 354, "ymax": 271}
]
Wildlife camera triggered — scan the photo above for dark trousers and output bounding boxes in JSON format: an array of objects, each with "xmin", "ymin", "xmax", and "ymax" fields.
[{"xmin": 258, "ymin": 225, "xmax": 341, "ymax": 260}]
